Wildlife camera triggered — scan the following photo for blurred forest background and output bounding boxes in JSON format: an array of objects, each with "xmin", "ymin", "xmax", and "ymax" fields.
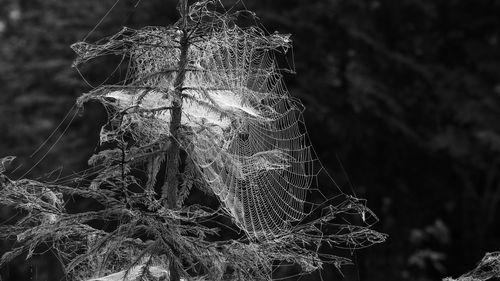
[{"xmin": 1, "ymin": 0, "xmax": 500, "ymax": 280}]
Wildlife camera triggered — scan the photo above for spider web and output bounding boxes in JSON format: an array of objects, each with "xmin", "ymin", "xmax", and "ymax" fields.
[{"xmin": 71, "ymin": 1, "xmax": 372, "ymax": 241}]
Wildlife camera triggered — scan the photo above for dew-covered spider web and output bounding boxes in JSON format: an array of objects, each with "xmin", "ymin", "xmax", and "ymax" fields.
[{"xmin": 74, "ymin": 12, "xmax": 335, "ymax": 240}]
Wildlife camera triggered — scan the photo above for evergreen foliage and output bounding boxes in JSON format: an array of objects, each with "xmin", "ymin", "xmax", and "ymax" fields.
[{"xmin": 0, "ymin": 1, "xmax": 385, "ymax": 280}]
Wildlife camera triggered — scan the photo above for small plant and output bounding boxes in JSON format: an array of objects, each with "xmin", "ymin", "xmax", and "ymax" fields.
[
  {"xmin": 0, "ymin": 1, "xmax": 386, "ymax": 280},
  {"xmin": 444, "ymin": 252, "xmax": 500, "ymax": 281}
]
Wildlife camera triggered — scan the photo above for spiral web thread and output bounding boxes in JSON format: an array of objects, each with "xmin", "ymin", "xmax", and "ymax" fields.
[{"xmin": 73, "ymin": 4, "xmax": 355, "ymax": 241}]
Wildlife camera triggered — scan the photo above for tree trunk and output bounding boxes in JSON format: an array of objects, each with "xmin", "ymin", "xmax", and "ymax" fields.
[{"xmin": 162, "ymin": 26, "xmax": 189, "ymax": 281}]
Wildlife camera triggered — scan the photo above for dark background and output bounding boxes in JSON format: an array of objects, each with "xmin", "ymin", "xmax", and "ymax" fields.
[{"xmin": 1, "ymin": 0, "xmax": 500, "ymax": 280}]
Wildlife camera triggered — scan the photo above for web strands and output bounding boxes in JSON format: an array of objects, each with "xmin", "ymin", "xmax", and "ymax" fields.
[
  {"xmin": 181, "ymin": 27, "xmax": 321, "ymax": 240},
  {"xmin": 78, "ymin": 25, "xmax": 322, "ymax": 240}
]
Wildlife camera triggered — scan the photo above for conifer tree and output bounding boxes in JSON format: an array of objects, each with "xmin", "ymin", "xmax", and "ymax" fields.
[{"xmin": 0, "ymin": 1, "xmax": 385, "ymax": 280}]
